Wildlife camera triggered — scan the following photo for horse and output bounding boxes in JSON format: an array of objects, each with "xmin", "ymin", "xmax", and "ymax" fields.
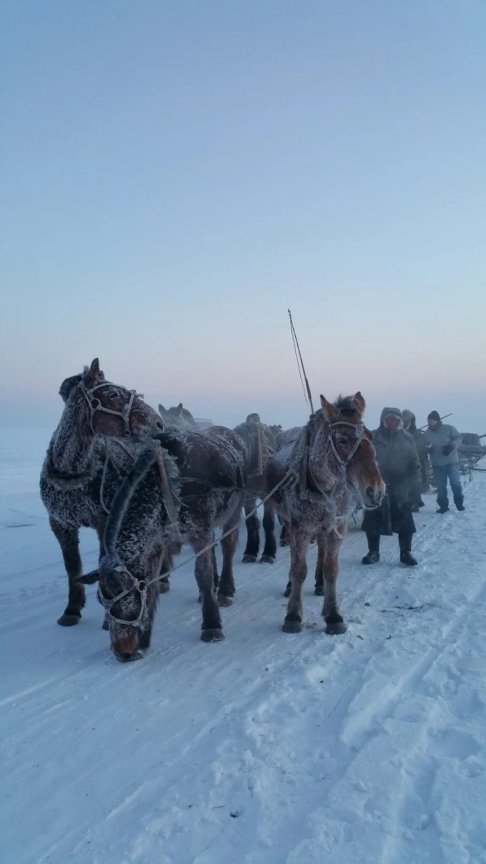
[
  {"xmin": 158, "ymin": 403, "xmax": 198, "ymax": 429},
  {"xmin": 266, "ymin": 393, "xmax": 385, "ymax": 635},
  {"xmin": 80, "ymin": 443, "xmax": 180, "ymax": 662},
  {"xmin": 40, "ymin": 359, "xmax": 165, "ymax": 627},
  {"xmin": 233, "ymin": 414, "xmax": 283, "ymax": 564},
  {"xmin": 154, "ymin": 422, "xmax": 250, "ymax": 629}
]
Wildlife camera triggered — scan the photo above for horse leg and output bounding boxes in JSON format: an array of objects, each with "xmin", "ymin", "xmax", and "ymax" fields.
[
  {"xmin": 158, "ymin": 546, "xmax": 173, "ymax": 595},
  {"xmin": 283, "ymin": 528, "xmax": 310, "ymax": 633},
  {"xmin": 94, "ymin": 521, "xmax": 112, "ymax": 631},
  {"xmin": 314, "ymin": 533, "xmax": 325, "ymax": 596},
  {"xmin": 260, "ymin": 501, "xmax": 276, "ymax": 563},
  {"xmin": 50, "ymin": 519, "xmax": 85, "ymax": 626},
  {"xmin": 138, "ymin": 550, "xmax": 163, "ymax": 652},
  {"xmin": 218, "ymin": 517, "xmax": 240, "ymax": 606},
  {"xmin": 321, "ymin": 532, "xmax": 347, "ymax": 635},
  {"xmin": 242, "ymin": 497, "xmax": 260, "ymax": 563},
  {"xmin": 193, "ymin": 540, "xmax": 224, "ymax": 642},
  {"xmin": 279, "ymin": 519, "xmax": 288, "ymax": 547},
  {"xmin": 211, "ymin": 538, "xmax": 219, "ymax": 592}
]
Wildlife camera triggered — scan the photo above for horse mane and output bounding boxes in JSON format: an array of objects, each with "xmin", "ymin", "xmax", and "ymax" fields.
[
  {"xmin": 334, "ymin": 394, "xmax": 363, "ymax": 420},
  {"xmin": 59, "ymin": 374, "xmax": 83, "ymax": 402}
]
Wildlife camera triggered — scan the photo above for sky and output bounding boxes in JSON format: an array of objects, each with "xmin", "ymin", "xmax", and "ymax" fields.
[{"xmin": 1, "ymin": 0, "xmax": 485, "ymax": 433}]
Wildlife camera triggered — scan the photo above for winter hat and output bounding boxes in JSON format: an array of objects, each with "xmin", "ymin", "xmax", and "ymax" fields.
[
  {"xmin": 381, "ymin": 407, "xmax": 402, "ymax": 421},
  {"xmin": 427, "ymin": 410, "xmax": 441, "ymax": 422}
]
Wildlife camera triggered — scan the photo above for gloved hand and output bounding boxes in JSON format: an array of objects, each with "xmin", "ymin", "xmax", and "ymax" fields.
[{"xmin": 442, "ymin": 444, "xmax": 454, "ymax": 455}]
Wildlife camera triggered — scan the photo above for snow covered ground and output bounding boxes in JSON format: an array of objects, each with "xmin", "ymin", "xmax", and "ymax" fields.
[{"xmin": 1, "ymin": 428, "xmax": 485, "ymax": 864}]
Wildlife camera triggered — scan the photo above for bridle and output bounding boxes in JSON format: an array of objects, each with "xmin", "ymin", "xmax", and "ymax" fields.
[
  {"xmin": 328, "ymin": 420, "xmax": 374, "ymax": 468},
  {"xmin": 97, "ymin": 566, "xmax": 148, "ymax": 628},
  {"xmin": 79, "ymin": 380, "xmax": 142, "ymax": 436}
]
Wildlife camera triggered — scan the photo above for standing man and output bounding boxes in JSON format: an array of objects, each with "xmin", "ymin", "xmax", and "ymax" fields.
[
  {"xmin": 362, "ymin": 408, "xmax": 422, "ymax": 566},
  {"xmin": 423, "ymin": 411, "xmax": 465, "ymax": 513},
  {"xmin": 402, "ymin": 409, "xmax": 430, "ymax": 509}
]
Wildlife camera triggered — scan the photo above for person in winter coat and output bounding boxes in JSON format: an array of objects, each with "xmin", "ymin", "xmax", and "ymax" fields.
[
  {"xmin": 423, "ymin": 411, "xmax": 464, "ymax": 513},
  {"xmin": 402, "ymin": 409, "xmax": 430, "ymax": 508},
  {"xmin": 362, "ymin": 407, "xmax": 422, "ymax": 566}
]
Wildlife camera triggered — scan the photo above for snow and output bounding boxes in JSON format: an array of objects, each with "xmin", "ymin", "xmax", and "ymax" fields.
[{"xmin": 1, "ymin": 427, "xmax": 486, "ymax": 864}]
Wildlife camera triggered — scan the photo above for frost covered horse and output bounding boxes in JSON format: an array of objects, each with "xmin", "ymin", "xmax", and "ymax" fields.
[
  {"xmin": 233, "ymin": 414, "xmax": 282, "ymax": 564},
  {"xmin": 79, "ymin": 444, "xmax": 180, "ymax": 661},
  {"xmin": 40, "ymin": 359, "xmax": 164, "ymax": 627},
  {"xmin": 158, "ymin": 403, "xmax": 198, "ymax": 429},
  {"xmin": 266, "ymin": 393, "xmax": 385, "ymax": 635},
  {"xmin": 155, "ymin": 423, "xmax": 250, "ymax": 638}
]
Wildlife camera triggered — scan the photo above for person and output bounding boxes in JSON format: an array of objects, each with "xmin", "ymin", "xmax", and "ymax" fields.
[
  {"xmin": 423, "ymin": 411, "xmax": 464, "ymax": 513},
  {"xmin": 362, "ymin": 407, "xmax": 422, "ymax": 566},
  {"xmin": 402, "ymin": 409, "xmax": 430, "ymax": 509}
]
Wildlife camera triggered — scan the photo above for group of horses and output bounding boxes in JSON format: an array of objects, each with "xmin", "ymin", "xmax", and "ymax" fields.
[{"xmin": 40, "ymin": 359, "xmax": 385, "ymax": 662}]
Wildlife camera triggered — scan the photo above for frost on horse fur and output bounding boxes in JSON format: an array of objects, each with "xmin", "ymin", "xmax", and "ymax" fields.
[
  {"xmin": 40, "ymin": 358, "xmax": 165, "ymax": 627},
  {"xmin": 266, "ymin": 392, "xmax": 385, "ymax": 635}
]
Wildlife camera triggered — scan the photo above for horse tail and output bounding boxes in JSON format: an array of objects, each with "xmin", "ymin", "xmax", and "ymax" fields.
[{"xmin": 103, "ymin": 446, "xmax": 157, "ymax": 557}]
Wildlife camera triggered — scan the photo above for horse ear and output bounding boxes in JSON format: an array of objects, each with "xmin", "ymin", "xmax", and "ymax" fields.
[
  {"xmin": 176, "ymin": 403, "xmax": 183, "ymax": 415},
  {"xmin": 85, "ymin": 358, "xmax": 102, "ymax": 386},
  {"xmin": 353, "ymin": 391, "xmax": 366, "ymax": 414},
  {"xmin": 158, "ymin": 404, "xmax": 166, "ymax": 417},
  {"xmin": 90, "ymin": 358, "xmax": 100, "ymax": 377},
  {"xmin": 320, "ymin": 395, "xmax": 340, "ymax": 423}
]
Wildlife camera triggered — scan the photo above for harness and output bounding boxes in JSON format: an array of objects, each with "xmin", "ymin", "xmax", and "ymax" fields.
[
  {"xmin": 299, "ymin": 420, "xmax": 373, "ymax": 521},
  {"xmin": 78, "ymin": 380, "xmax": 141, "ymax": 436}
]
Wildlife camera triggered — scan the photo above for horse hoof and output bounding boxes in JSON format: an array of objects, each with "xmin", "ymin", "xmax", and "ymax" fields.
[
  {"xmin": 314, "ymin": 585, "xmax": 324, "ymax": 596},
  {"xmin": 242, "ymin": 554, "xmax": 257, "ymax": 563},
  {"xmin": 115, "ymin": 649, "xmax": 144, "ymax": 662},
  {"xmin": 217, "ymin": 594, "xmax": 233, "ymax": 607},
  {"xmin": 282, "ymin": 617, "xmax": 302, "ymax": 634},
  {"xmin": 159, "ymin": 579, "xmax": 170, "ymax": 594},
  {"xmin": 101, "ymin": 619, "xmax": 109, "ymax": 631},
  {"xmin": 325, "ymin": 619, "xmax": 347, "ymax": 635},
  {"xmin": 260, "ymin": 555, "xmax": 275, "ymax": 564},
  {"xmin": 201, "ymin": 628, "xmax": 225, "ymax": 643},
  {"xmin": 282, "ymin": 621, "xmax": 301, "ymax": 634},
  {"xmin": 57, "ymin": 613, "xmax": 81, "ymax": 626}
]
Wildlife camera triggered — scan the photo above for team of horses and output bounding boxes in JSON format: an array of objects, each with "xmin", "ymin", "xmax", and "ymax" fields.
[{"xmin": 41, "ymin": 359, "xmax": 385, "ymax": 661}]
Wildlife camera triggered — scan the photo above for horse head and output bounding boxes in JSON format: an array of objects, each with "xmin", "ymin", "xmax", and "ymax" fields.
[
  {"xmin": 158, "ymin": 402, "xmax": 197, "ymax": 429},
  {"xmin": 310, "ymin": 392, "xmax": 385, "ymax": 510},
  {"xmin": 58, "ymin": 359, "xmax": 164, "ymax": 440}
]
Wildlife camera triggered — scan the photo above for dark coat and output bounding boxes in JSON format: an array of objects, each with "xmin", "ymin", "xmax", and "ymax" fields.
[
  {"xmin": 362, "ymin": 409, "xmax": 422, "ymax": 536},
  {"xmin": 404, "ymin": 413, "xmax": 430, "ymax": 494}
]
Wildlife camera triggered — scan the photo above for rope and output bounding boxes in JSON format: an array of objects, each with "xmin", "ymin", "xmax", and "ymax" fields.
[{"xmin": 288, "ymin": 309, "xmax": 315, "ymax": 415}]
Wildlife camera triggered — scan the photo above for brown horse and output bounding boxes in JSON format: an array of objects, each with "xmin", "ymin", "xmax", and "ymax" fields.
[
  {"xmin": 233, "ymin": 415, "xmax": 282, "ymax": 564},
  {"xmin": 40, "ymin": 359, "xmax": 165, "ymax": 627},
  {"xmin": 266, "ymin": 393, "xmax": 385, "ymax": 635},
  {"xmin": 158, "ymin": 403, "xmax": 198, "ymax": 429}
]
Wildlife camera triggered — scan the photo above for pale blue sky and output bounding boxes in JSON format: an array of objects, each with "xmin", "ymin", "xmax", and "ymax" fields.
[{"xmin": 1, "ymin": 0, "xmax": 485, "ymax": 432}]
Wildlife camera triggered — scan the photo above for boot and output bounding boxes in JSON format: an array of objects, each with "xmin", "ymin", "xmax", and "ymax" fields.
[
  {"xmin": 436, "ymin": 495, "xmax": 449, "ymax": 514},
  {"xmin": 362, "ymin": 533, "xmax": 380, "ymax": 565},
  {"xmin": 454, "ymin": 494, "xmax": 465, "ymax": 512},
  {"xmin": 399, "ymin": 533, "xmax": 418, "ymax": 567}
]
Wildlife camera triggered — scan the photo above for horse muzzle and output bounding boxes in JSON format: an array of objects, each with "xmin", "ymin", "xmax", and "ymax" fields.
[{"xmin": 363, "ymin": 485, "xmax": 386, "ymax": 510}]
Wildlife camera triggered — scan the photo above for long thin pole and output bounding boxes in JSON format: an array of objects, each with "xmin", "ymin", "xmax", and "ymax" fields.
[
  {"xmin": 419, "ymin": 412, "xmax": 452, "ymax": 431},
  {"xmin": 288, "ymin": 309, "xmax": 315, "ymax": 415}
]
